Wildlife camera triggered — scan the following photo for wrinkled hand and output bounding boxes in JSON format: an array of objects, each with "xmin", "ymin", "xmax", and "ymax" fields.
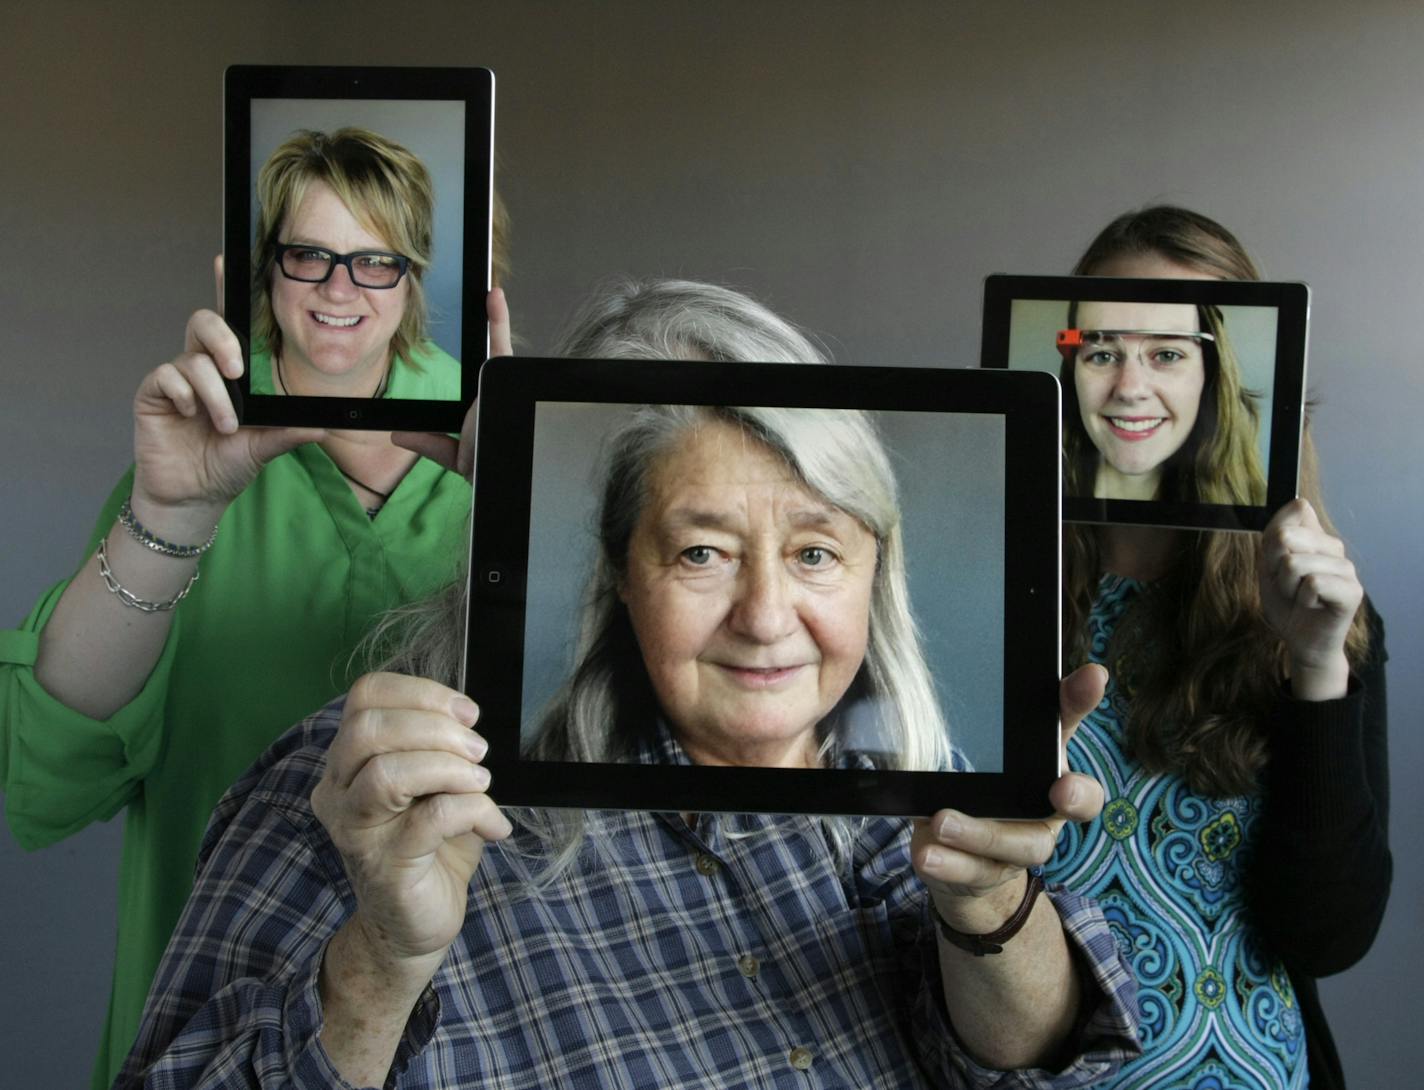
[
  {"xmin": 911, "ymin": 664, "xmax": 1106, "ymax": 932},
  {"xmin": 131, "ymin": 257, "xmax": 323, "ymax": 519},
  {"xmin": 312, "ymin": 673, "xmax": 512, "ymax": 972},
  {"xmin": 1260, "ymin": 498, "xmax": 1361, "ymax": 700},
  {"xmin": 394, "ymin": 287, "xmax": 512, "ymax": 479}
]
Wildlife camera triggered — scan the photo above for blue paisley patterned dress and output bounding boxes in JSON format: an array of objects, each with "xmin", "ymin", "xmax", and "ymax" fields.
[{"xmin": 1046, "ymin": 575, "xmax": 1308, "ymax": 1090}]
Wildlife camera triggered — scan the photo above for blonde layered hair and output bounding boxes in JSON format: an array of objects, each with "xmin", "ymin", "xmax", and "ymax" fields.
[
  {"xmin": 252, "ymin": 127, "xmax": 512, "ymax": 368},
  {"xmin": 1065, "ymin": 206, "xmax": 1370, "ymax": 795},
  {"xmin": 253, "ymin": 128, "xmax": 433, "ymax": 366}
]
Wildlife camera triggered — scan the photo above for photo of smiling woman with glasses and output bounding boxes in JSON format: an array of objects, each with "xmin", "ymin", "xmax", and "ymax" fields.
[
  {"xmin": 1057, "ymin": 297, "xmax": 1267, "ymax": 505},
  {"xmin": 248, "ymin": 128, "xmax": 462, "ymax": 401},
  {"xmin": 1048, "ymin": 207, "xmax": 1386, "ymax": 1090}
]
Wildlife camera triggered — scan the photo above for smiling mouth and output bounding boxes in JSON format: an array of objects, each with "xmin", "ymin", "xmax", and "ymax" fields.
[
  {"xmin": 312, "ymin": 312, "xmax": 363, "ymax": 328},
  {"xmin": 718, "ymin": 664, "xmax": 805, "ymax": 689},
  {"xmin": 1105, "ymin": 416, "xmax": 1165, "ymax": 440}
]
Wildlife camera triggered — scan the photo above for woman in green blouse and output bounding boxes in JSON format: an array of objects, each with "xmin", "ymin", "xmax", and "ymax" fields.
[{"xmin": 0, "ymin": 128, "xmax": 509, "ymax": 1088}]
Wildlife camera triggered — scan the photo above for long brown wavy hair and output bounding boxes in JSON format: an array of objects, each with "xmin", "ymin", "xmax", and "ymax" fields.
[
  {"xmin": 1064, "ymin": 206, "xmax": 1370, "ymax": 796},
  {"xmin": 1061, "ymin": 301, "xmax": 1267, "ymax": 505}
]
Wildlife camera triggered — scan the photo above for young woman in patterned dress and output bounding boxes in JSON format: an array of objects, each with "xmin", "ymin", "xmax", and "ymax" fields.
[{"xmin": 1045, "ymin": 206, "xmax": 1389, "ymax": 1090}]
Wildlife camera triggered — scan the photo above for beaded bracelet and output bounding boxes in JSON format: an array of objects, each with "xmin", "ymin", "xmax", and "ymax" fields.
[
  {"xmin": 97, "ymin": 537, "xmax": 200, "ymax": 613},
  {"xmin": 117, "ymin": 498, "xmax": 219, "ymax": 558}
]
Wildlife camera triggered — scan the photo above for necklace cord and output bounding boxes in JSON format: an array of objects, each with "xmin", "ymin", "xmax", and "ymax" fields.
[
  {"xmin": 274, "ymin": 354, "xmax": 391, "ymax": 400},
  {"xmin": 335, "ymin": 466, "xmax": 392, "ymax": 502},
  {"xmin": 273, "ymin": 353, "xmax": 397, "ymax": 505}
]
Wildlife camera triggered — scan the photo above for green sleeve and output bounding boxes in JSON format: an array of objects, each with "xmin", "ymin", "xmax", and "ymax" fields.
[{"xmin": 0, "ymin": 470, "xmax": 179, "ymax": 850}]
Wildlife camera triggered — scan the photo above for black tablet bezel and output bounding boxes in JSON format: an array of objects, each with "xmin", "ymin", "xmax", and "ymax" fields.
[
  {"xmin": 464, "ymin": 358, "xmax": 1063, "ymax": 819},
  {"xmin": 223, "ymin": 64, "xmax": 493, "ymax": 432},
  {"xmin": 980, "ymin": 274, "xmax": 1308, "ymax": 532}
]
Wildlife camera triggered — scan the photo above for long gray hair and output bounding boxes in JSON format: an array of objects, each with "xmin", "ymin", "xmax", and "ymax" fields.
[
  {"xmin": 368, "ymin": 278, "xmax": 942, "ymax": 881},
  {"xmin": 366, "ymin": 277, "xmax": 828, "ymax": 679},
  {"xmin": 530, "ymin": 403, "xmax": 951, "ymax": 776}
]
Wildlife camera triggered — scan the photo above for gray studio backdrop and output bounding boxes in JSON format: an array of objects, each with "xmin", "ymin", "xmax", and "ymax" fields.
[
  {"xmin": 522, "ymin": 404, "xmax": 1005, "ymax": 771},
  {"xmin": 250, "ymin": 97, "xmax": 467, "ymax": 357},
  {"xmin": 2, "ymin": 2, "xmax": 1421, "ymax": 1086}
]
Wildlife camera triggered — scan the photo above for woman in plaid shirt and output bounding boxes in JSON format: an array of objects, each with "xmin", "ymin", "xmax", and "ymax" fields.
[{"xmin": 120, "ymin": 281, "xmax": 1139, "ymax": 1089}]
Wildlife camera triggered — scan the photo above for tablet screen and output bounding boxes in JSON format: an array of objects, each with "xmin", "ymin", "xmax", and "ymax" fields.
[
  {"xmin": 466, "ymin": 358, "xmax": 1063, "ymax": 818},
  {"xmin": 521, "ymin": 402, "xmax": 1006, "ymax": 773},
  {"xmin": 981, "ymin": 275, "xmax": 1308, "ymax": 531},
  {"xmin": 224, "ymin": 66, "xmax": 493, "ymax": 431}
]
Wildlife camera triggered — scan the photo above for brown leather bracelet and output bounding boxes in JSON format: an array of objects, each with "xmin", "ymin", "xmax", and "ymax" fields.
[{"xmin": 931, "ymin": 867, "xmax": 1045, "ymax": 956}]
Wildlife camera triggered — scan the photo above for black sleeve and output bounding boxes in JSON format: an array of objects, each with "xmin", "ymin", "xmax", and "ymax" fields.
[{"xmin": 1246, "ymin": 601, "xmax": 1391, "ymax": 977}]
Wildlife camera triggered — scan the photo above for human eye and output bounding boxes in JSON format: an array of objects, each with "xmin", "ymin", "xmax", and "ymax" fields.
[
  {"xmin": 679, "ymin": 544, "xmax": 718, "ymax": 566},
  {"xmin": 1080, "ymin": 349, "xmax": 1119, "ymax": 367},
  {"xmin": 1149, "ymin": 336, "xmax": 1204, "ymax": 365},
  {"xmin": 355, "ymin": 252, "xmax": 399, "ymax": 270},
  {"xmin": 289, "ymin": 246, "xmax": 331, "ymax": 266},
  {"xmin": 792, "ymin": 544, "xmax": 845, "ymax": 575}
]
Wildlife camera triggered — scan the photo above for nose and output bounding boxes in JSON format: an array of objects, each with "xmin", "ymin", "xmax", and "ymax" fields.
[
  {"xmin": 727, "ymin": 554, "xmax": 798, "ymax": 644},
  {"xmin": 319, "ymin": 262, "xmax": 361, "ymax": 302},
  {"xmin": 1110, "ymin": 356, "xmax": 1151, "ymax": 402}
]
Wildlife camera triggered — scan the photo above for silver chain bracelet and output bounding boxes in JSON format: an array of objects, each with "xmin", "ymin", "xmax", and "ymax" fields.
[{"xmin": 97, "ymin": 537, "xmax": 200, "ymax": 613}]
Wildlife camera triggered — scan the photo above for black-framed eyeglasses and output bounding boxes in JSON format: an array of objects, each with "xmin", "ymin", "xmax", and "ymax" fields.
[{"xmin": 273, "ymin": 243, "xmax": 412, "ymax": 289}]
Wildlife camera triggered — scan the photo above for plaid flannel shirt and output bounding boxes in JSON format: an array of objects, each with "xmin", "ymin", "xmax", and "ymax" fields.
[{"xmin": 117, "ymin": 700, "xmax": 1139, "ymax": 1089}]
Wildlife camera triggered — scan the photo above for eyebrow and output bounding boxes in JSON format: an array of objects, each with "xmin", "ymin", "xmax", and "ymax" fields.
[
  {"xmin": 1090, "ymin": 330, "xmax": 1208, "ymax": 343},
  {"xmin": 285, "ymin": 236, "xmax": 391, "ymax": 253},
  {"xmin": 661, "ymin": 506, "xmax": 845, "ymax": 532}
]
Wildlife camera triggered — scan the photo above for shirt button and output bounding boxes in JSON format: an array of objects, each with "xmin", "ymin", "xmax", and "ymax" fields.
[
  {"xmin": 736, "ymin": 954, "xmax": 760, "ymax": 978},
  {"xmin": 788, "ymin": 1046, "xmax": 815, "ymax": 1071},
  {"xmin": 694, "ymin": 853, "xmax": 721, "ymax": 876}
]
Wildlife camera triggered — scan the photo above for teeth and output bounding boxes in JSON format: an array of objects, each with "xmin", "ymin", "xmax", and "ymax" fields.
[
  {"xmin": 314, "ymin": 313, "xmax": 361, "ymax": 327},
  {"xmin": 1110, "ymin": 417, "xmax": 1163, "ymax": 432}
]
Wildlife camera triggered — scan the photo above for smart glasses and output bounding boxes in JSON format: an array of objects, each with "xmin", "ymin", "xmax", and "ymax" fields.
[
  {"xmin": 1056, "ymin": 328, "xmax": 1214, "ymax": 363},
  {"xmin": 274, "ymin": 243, "xmax": 411, "ymax": 289}
]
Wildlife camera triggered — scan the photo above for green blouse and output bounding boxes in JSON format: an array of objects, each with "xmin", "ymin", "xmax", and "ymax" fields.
[
  {"xmin": 249, "ymin": 339, "xmax": 463, "ymax": 400},
  {"xmin": 0, "ymin": 441, "xmax": 471, "ymax": 1087}
]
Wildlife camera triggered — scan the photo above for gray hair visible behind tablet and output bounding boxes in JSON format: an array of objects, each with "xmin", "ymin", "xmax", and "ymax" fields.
[
  {"xmin": 367, "ymin": 277, "xmax": 827, "ymax": 676},
  {"xmin": 367, "ymin": 277, "xmax": 866, "ymax": 881},
  {"xmin": 554, "ymin": 276, "xmax": 830, "ymax": 364}
]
